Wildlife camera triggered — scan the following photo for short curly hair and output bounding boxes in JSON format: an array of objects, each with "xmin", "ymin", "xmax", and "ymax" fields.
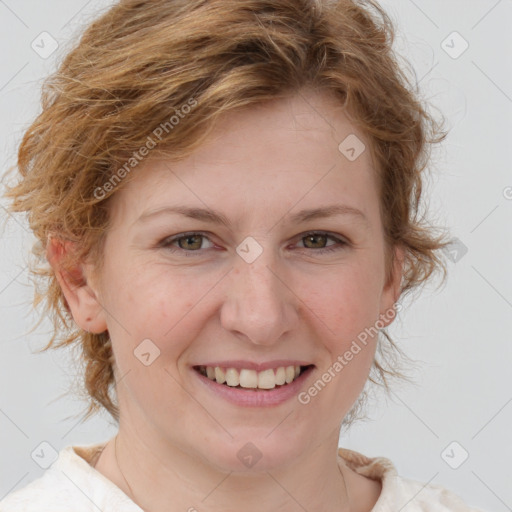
[{"xmin": 4, "ymin": 0, "xmax": 450, "ymax": 423}]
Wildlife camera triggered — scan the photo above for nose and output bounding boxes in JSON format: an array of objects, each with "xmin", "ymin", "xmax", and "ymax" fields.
[{"xmin": 220, "ymin": 248, "xmax": 299, "ymax": 346}]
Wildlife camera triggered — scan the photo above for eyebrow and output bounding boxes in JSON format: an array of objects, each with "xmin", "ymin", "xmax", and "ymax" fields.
[{"xmin": 137, "ymin": 204, "xmax": 369, "ymax": 227}]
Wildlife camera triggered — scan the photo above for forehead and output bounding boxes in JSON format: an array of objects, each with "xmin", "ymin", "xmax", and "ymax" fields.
[{"xmin": 108, "ymin": 90, "xmax": 380, "ymax": 229}]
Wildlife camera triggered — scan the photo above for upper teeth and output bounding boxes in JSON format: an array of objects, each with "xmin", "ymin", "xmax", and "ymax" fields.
[{"xmin": 200, "ymin": 365, "xmax": 302, "ymax": 389}]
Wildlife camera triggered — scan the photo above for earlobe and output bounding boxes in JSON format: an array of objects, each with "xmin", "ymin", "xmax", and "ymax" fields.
[
  {"xmin": 46, "ymin": 236, "xmax": 107, "ymax": 334},
  {"xmin": 389, "ymin": 245, "xmax": 405, "ymax": 302},
  {"xmin": 379, "ymin": 245, "xmax": 405, "ymax": 326}
]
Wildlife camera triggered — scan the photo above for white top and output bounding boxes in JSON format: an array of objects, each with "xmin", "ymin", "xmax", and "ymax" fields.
[{"xmin": 0, "ymin": 442, "xmax": 484, "ymax": 511}]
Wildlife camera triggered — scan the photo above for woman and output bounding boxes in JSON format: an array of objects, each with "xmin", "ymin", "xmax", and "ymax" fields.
[{"xmin": 0, "ymin": 0, "xmax": 484, "ymax": 510}]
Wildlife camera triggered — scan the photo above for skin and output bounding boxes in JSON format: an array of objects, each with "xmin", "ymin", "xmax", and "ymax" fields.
[{"xmin": 49, "ymin": 89, "xmax": 403, "ymax": 512}]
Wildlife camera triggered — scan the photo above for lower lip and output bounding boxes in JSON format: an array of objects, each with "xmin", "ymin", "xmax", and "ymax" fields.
[{"xmin": 192, "ymin": 367, "xmax": 314, "ymax": 407}]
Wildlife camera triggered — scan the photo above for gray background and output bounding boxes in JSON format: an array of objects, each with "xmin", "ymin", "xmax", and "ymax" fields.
[{"xmin": 0, "ymin": 1, "xmax": 511, "ymax": 510}]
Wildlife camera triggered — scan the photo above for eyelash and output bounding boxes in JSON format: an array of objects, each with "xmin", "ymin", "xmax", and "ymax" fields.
[{"xmin": 158, "ymin": 231, "xmax": 349, "ymax": 257}]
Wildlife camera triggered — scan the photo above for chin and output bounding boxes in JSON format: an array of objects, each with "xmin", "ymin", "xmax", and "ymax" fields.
[{"xmin": 196, "ymin": 428, "xmax": 310, "ymax": 474}]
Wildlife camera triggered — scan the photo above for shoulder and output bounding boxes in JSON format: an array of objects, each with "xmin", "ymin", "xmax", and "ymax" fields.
[
  {"xmin": 0, "ymin": 443, "xmax": 142, "ymax": 512},
  {"xmin": 338, "ymin": 447, "xmax": 486, "ymax": 512},
  {"xmin": 391, "ymin": 474, "xmax": 485, "ymax": 512},
  {"xmin": 0, "ymin": 446, "xmax": 90, "ymax": 511}
]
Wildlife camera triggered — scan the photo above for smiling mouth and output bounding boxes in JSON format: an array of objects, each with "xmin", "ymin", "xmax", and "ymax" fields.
[{"xmin": 194, "ymin": 365, "xmax": 314, "ymax": 390}]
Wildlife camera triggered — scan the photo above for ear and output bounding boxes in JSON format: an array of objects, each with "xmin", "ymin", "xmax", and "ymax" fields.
[
  {"xmin": 378, "ymin": 244, "xmax": 404, "ymax": 327},
  {"xmin": 46, "ymin": 236, "xmax": 107, "ymax": 334}
]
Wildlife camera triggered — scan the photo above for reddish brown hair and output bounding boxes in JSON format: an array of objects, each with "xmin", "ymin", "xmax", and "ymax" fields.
[{"xmin": 4, "ymin": 0, "xmax": 450, "ymax": 423}]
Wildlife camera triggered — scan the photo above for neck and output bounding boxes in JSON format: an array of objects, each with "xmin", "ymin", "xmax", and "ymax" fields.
[{"xmin": 96, "ymin": 422, "xmax": 355, "ymax": 512}]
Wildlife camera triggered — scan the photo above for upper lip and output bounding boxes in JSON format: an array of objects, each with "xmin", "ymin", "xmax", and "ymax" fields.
[{"xmin": 193, "ymin": 360, "xmax": 314, "ymax": 372}]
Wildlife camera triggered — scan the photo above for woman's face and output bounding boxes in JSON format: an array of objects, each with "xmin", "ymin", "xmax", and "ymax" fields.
[{"xmin": 83, "ymin": 90, "xmax": 402, "ymax": 472}]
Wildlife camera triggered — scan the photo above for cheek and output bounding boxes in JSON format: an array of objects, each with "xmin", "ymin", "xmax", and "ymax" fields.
[
  {"xmin": 300, "ymin": 264, "xmax": 384, "ymax": 409},
  {"xmin": 302, "ymin": 258, "xmax": 384, "ymax": 344},
  {"xmin": 292, "ymin": 266, "xmax": 383, "ymax": 425},
  {"xmin": 101, "ymin": 262, "xmax": 217, "ymax": 365},
  {"xmin": 100, "ymin": 266, "xmax": 209, "ymax": 414}
]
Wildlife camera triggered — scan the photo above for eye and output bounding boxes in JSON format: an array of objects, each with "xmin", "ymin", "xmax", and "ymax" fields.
[
  {"xmin": 295, "ymin": 231, "xmax": 349, "ymax": 254},
  {"xmin": 159, "ymin": 232, "xmax": 214, "ymax": 256},
  {"xmin": 158, "ymin": 230, "xmax": 349, "ymax": 257}
]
